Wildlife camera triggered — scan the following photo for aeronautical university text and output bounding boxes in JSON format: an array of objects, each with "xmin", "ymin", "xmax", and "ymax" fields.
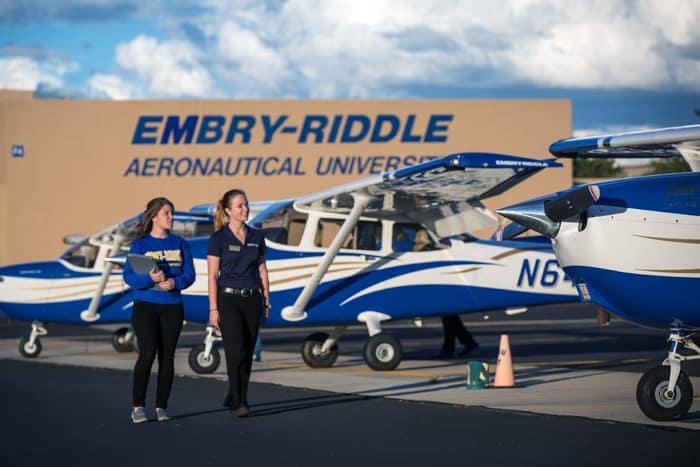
[{"xmin": 123, "ymin": 155, "xmax": 439, "ymax": 177}]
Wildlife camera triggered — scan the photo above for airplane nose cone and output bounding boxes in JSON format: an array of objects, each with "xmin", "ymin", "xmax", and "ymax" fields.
[
  {"xmin": 497, "ymin": 185, "xmax": 600, "ymax": 239},
  {"xmin": 497, "ymin": 196, "xmax": 561, "ymax": 238}
]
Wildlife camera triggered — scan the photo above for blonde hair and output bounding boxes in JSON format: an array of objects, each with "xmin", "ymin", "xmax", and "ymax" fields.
[
  {"xmin": 214, "ymin": 189, "xmax": 247, "ymax": 230},
  {"xmin": 136, "ymin": 197, "xmax": 174, "ymax": 238}
]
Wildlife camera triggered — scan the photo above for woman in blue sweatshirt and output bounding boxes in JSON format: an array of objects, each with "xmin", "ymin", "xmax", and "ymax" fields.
[{"xmin": 123, "ymin": 197, "xmax": 195, "ymax": 423}]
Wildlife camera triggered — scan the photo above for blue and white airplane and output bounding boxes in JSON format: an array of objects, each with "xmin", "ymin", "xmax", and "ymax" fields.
[
  {"xmin": 498, "ymin": 124, "xmax": 700, "ymax": 421},
  {"xmin": 0, "ymin": 152, "xmax": 580, "ymax": 372}
]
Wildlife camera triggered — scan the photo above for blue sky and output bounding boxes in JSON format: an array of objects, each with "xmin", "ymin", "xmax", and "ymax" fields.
[{"xmin": 1, "ymin": 0, "xmax": 699, "ymax": 134}]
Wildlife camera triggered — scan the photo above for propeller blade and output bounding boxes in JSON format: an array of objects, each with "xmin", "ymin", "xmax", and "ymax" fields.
[{"xmin": 544, "ymin": 185, "xmax": 600, "ymax": 222}]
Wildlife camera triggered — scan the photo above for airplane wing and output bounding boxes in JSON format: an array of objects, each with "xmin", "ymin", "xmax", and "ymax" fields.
[
  {"xmin": 292, "ymin": 153, "xmax": 562, "ymax": 237},
  {"xmin": 549, "ymin": 124, "xmax": 700, "ymax": 172}
]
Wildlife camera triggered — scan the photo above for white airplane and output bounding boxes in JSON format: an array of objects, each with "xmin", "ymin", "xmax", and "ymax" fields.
[
  {"xmin": 498, "ymin": 124, "xmax": 700, "ymax": 420},
  {"xmin": 0, "ymin": 152, "xmax": 581, "ymax": 371}
]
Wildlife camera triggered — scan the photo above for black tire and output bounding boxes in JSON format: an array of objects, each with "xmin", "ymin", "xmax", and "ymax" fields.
[
  {"xmin": 19, "ymin": 335, "xmax": 42, "ymax": 358},
  {"xmin": 111, "ymin": 327, "xmax": 134, "ymax": 353},
  {"xmin": 363, "ymin": 333, "xmax": 402, "ymax": 371},
  {"xmin": 188, "ymin": 344, "xmax": 220, "ymax": 374},
  {"xmin": 301, "ymin": 332, "xmax": 338, "ymax": 368},
  {"xmin": 636, "ymin": 365, "xmax": 693, "ymax": 421}
]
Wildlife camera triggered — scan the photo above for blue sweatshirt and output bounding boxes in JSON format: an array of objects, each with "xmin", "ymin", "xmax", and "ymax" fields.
[{"xmin": 123, "ymin": 233, "xmax": 195, "ymax": 305}]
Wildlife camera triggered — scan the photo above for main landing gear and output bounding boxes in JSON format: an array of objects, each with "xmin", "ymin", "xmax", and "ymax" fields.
[
  {"xmin": 636, "ymin": 330, "xmax": 698, "ymax": 421},
  {"xmin": 188, "ymin": 325, "xmax": 222, "ymax": 374},
  {"xmin": 18, "ymin": 323, "xmax": 140, "ymax": 359},
  {"xmin": 302, "ymin": 313, "xmax": 403, "ymax": 371},
  {"xmin": 111, "ymin": 327, "xmax": 138, "ymax": 353},
  {"xmin": 18, "ymin": 321, "xmax": 47, "ymax": 358}
]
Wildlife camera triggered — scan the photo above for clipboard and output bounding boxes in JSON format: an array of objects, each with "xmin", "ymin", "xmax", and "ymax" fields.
[{"xmin": 127, "ymin": 254, "xmax": 160, "ymax": 274}]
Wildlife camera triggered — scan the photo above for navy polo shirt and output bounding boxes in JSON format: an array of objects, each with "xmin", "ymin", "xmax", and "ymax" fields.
[{"xmin": 207, "ymin": 225, "xmax": 267, "ymax": 289}]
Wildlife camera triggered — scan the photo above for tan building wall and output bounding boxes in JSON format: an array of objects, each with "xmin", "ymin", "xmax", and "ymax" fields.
[{"xmin": 0, "ymin": 92, "xmax": 572, "ymax": 265}]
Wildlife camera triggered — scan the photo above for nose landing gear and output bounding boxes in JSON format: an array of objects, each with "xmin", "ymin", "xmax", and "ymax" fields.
[{"xmin": 636, "ymin": 330, "xmax": 697, "ymax": 421}]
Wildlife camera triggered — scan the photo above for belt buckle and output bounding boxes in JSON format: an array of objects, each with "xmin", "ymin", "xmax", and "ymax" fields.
[{"xmin": 241, "ymin": 289, "xmax": 251, "ymax": 297}]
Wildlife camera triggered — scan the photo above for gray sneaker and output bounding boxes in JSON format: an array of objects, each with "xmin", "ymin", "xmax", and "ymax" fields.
[
  {"xmin": 131, "ymin": 407, "xmax": 148, "ymax": 424},
  {"xmin": 156, "ymin": 408, "xmax": 170, "ymax": 422}
]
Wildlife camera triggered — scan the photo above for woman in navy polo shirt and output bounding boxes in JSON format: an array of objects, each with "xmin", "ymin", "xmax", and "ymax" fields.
[{"xmin": 207, "ymin": 189, "xmax": 270, "ymax": 417}]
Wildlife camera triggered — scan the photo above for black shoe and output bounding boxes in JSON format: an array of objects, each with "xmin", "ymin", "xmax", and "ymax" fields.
[
  {"xmin": 432, "ymin": 350, "xmax": 455, "ymax": 359},
  {"xmin": 458, "ymin": 342, "xmax": 479, "ymax": 356},
  {"xmin": 232, "ymin": 405, "xmax": 250, "ymax": 418}
]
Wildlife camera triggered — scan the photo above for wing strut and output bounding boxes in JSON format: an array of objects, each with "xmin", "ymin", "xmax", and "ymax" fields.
[
  {"xmin": 80, "ymin": 233, "xmax": 125, "ymax": 322},
  {"xmin": 281, "ymin": 192, "xmax": 372, "ymax": 322}
]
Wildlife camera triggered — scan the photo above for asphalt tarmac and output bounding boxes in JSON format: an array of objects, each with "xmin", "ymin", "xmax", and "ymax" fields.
[
  {"xmin": 1, "ymin": 304, "xmax": 698, "ymax": 466},
  {"xmin": 1, "ymin": 359, "xmax": 697, "ymax": 467}
]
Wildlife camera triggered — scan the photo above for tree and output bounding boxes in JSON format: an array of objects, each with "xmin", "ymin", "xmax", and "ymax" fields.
[
  {"xmin": 573, "ymin": 158, "xmax": 623, "ymax": 178},
  {"xmin": 644, "ymin": 157, "xmax": 690, "ymax": 175}
]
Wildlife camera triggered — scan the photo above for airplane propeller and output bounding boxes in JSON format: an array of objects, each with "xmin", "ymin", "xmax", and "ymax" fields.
[
  {"xmin": 544, "ymin": 185, "xmax": 600, "ymax": 222},
  {"xmin": 497, "ymin": 185, "xmax": 600, "ymax": 238}
]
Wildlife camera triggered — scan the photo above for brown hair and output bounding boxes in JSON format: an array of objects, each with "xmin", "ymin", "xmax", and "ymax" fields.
[
  {"xmin": 214, "ymin": 189, "xmax": 247, "ymax": 230},
  {"xmin": 136, "ymin": 197, "xmax": 174, "ymax": 238}
]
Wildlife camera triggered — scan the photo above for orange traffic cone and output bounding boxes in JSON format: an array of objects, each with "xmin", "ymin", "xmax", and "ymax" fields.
[{"xmin": 494, "ymin": 334, "xmax": 515, "ymax": 387}]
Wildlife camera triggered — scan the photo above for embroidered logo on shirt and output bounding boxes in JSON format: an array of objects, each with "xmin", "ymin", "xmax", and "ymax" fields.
[
  {"xmin": 144, "ymin": 250, "xmax": 183, "ymax": 266},
  {"xmin": 246, "ymin": 243, "xmax": 259, "ymax": 248}
]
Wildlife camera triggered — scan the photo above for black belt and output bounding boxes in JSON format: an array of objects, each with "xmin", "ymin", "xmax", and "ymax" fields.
[{"xmin": 221, "ymin": 287, "xmax": 260, "ymax": 297}]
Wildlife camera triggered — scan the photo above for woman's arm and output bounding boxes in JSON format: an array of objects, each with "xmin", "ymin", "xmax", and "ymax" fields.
[
  {"xmin": 259, "ymin": 261, "xmax": 270, "ymax": 319},
  {"xmin": 207, "ymin": 255, "xmax": 220, "ymax": 326},
  {"xmin": 172, "ymin": 239, "xmax": 196, "ymax": 290}
]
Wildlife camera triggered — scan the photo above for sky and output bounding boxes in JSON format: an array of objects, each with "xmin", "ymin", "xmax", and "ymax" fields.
[{"xmin": 1, "ymin": 0, "xmax": 699, "ymax": 135}]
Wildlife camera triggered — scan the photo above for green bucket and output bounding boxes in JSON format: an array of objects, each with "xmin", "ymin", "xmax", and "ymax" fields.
[{"xmin": 466, "ymin": 361, "xmax": 489, "ymax": 390}]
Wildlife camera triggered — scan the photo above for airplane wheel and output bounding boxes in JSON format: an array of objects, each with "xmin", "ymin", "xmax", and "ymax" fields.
[
  {"xmin": 364, "ymin": 333, "xmax": 402, "ymax": 371},
  {"xmin": 111, "ymin": 327, "xmax": 134, "ymax": 353},
  {"xmin": 302, "ymin": 332, "xmax": 338, "ymax": 368},
  {"xmin": 19, "ymin": 335, "xmax": 42, "ymax": 358},
  {"xmin": 188, "ymin": 344, "xmax": 220, "ymax": 374},
  {"xmin": 636, "ymin": 365, "xmax": 693, "ymax": 421}
]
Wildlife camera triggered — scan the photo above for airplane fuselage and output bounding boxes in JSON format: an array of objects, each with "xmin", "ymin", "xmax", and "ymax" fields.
[
  {"xmin": 552, "ymin": 172, "xmax": 700, "ymax": 330},
  {"xmin": 0, "ymin": 237, "xmax": 577, "ymax": 326}
]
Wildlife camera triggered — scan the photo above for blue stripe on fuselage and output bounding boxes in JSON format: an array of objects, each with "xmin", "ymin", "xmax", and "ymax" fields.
[{"xmin": 564, "ymin": 265, "xmax": 700, "ymax": 330}]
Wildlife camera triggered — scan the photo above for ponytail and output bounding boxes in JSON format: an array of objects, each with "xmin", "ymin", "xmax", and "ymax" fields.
[
  {"xmin": 214, "ymin": 189, "xmax": 247, "ymax": 231},
  {"xmin": 214, "ymin": 198, "xmax": 227, "ymax": 231}
]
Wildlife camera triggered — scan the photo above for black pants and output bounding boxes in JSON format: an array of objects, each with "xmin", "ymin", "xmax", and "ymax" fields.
[
  {"xmin": 441, "ymin": 314, "xmax": 476, "ymax": 353},
  {"xmin": 218, "ymin": 291, "xmax": 262, "ymax": 409},
  {"xmin": 131, "ymin": 301, "xmax": 184, "ymax": 408}
]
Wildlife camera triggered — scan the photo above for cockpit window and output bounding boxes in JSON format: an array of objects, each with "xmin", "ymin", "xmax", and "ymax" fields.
[
  {"xmin": 252, "ymin": 202, "xmax": 308, "ymax": 246},
  {"xmin": 316, "ymin": 218, "xmax": 382, "ymax": 251},
  {"xmin": 392, "ymin": 223, "xmax": 436, "ymax": 252},
  {"xmin": 171, "ymin": 218, "xmax": 214, "ymax": 238},
  {"xmin": 60, "ymin": 239, "xmax": 100, "ymax": 269}
]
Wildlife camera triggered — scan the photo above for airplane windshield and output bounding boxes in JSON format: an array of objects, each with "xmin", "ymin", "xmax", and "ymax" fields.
[
  {"xmin": 251, "ymin": 202, "xmax": 308, "ymax": 246},
  {"xmin": 60, "ymin": 239, "xmax": 100, "ymax": 269}
]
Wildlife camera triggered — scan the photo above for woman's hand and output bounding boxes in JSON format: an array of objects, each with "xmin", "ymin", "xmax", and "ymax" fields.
[
  {"xmin": 209, "ymin": 309, "xmax": 220, "ymax": 326},
  {"xmin": 158, "ymin": 278, "xmax": 175, "ymax": 291},
  {"xmin": 149, "ymin": 267, "xmax": 165, "ymax": 283},
  {"xmin": 263, "ymin": 302, "xmax": 270, "ymax": 319}
]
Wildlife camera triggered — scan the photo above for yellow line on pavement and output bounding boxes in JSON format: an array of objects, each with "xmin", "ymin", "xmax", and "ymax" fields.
[{"xmin": 269, "ymin": 362, "xmax": 438, "ymax": 378}]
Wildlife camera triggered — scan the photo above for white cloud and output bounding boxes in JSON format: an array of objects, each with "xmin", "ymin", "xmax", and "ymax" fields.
[
  {"xmin": 185, "ymin": 0, "xmax": 700, "ymax": 97},
  {"xmin": 216, "ymin": 21, "xmax": 290, "ymax": 92},
  {"xmin": 6, "ymin": 0, "xmax": 700, "ymax": 101},
  {"xmin": 87, "ymin": 73, "xmax": 132, "ymax": 99},
  {"xmin": 0, "ymin": 57, "xmax": 68, "ymax": 90},
  {"xmin": 115, "ymin": 34, "xmax": 212, "ymax": 97}
]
